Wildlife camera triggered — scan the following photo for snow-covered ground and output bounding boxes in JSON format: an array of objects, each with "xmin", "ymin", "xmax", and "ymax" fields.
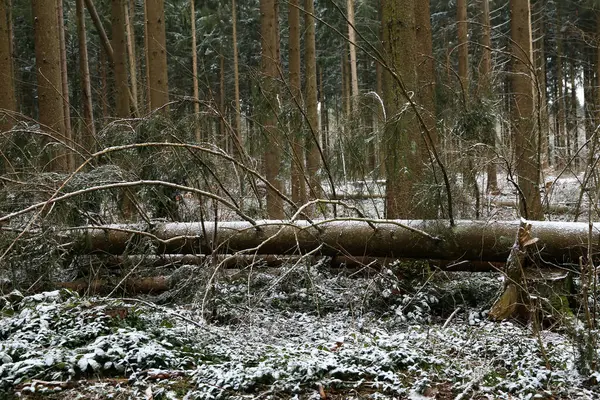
[{"xmin": 2, "ymin": 267, "xmax": 600, "ymax": 399}]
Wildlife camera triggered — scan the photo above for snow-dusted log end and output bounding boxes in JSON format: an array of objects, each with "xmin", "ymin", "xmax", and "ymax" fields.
[{"xmin": 75, "ymin": 219, "xmax": 600, "ymax": 265}]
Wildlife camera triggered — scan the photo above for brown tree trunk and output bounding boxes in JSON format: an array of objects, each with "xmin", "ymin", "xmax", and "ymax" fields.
[
  {"xmin": 231, "ymin": 0, "xmax": 242, "ymax": 156},
  {"xmin": 76, "ymin": 0, "xmax": 96, "ymax": 152},
  {"xmin": 33, "ymin": 0, "xmax": 68, "ymax": 172},
  {"xmin": 0, "ymin": 0, "xmax": 16, "ymax": 132},
  {"xmin": 57, "ymin": 0, "xmax": 73, "ymax": 170},
  {"xmin": 78, "ymin": 219, "xmax": 600, "ymax": 266},
  {"xmin": 85, "ymin": 0, "xmax": 114, "ymax": 63},
  {"xmin": 146, "ymin": 0, "xmax": 169, "ymax": 112},
  {"xmin": 112, "ymin": 0, "xmax": 130, "ymax": 117},
  {"xmin": 382, "ymin": 0, "xmax": 424, "ymax": 218},
  {"xmin": 288, "ymin": 0, "xmax": 306, "ymax": 206},
  {"xmin": 260, "ymin": 0, "xmax": 284, "ymax": 218},
  {"xmin": 555, "ymin": 9, "xmax": 566, "ymax": 167},
  {"xmin": 190, "ymin": 0, "xmax": 200, "ymax": 141},
  {"xmin": 124, "ymin": 1, "xmax": 139, "ymax": 117},
  {"xmin": 510, "ymin": 0, "xmax": 543, "ymax": 220},
  {"xmin": 457, "ymin": 0, "xmax": 469, "ymax": 99},
  {"xmin": 347, "ymin": 0, "xmax": 359, "ymax": 112},
  {"xmin": 532, "ymin": 0, "xmax": 548, "ymax": 169},
  {"xmin": 219, "ymin": 53, "xmax": 226, "ymax": 144},
  {"xmin": 480, "ymin": 0, "xmax": 498, "ymax": 193},
  {"xmin": 305, "ymin": 0, "xmax": 321, "ymax": 206}
]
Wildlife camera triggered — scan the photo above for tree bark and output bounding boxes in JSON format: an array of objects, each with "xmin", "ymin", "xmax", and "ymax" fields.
[
  {"xmin": 347, "ymin": 0, "xmax": 359, "ymax": 112},
  {"xmin": 288, "ymin": 0, "xmax": 306, "ymax": 206},
  {"xmin": 479, "ymin": 0, "xmax": 498, "ymax": 193},
  {"xmin": 124, "ymin": 0, "xmax": 139, "ymax": 117},
  {"xmin": 382, "ymin": 0, "xmax": 424, "ymax": 218},
  {"xmin": 32, "ymin": 0, "xmax": 68, "ymax": 172},
  {"xmin": 0, "ymin": 0, "xmax": 16, "ymax": 133},
  {"xmin": 190, "ymin": 0, "xmax": 200, "ymax": 141},
  {"xmin": 76, "ymin": 0, "xmax": 96, "ymax": 151},
  {"xmin": 457, "ymin": 0, "xmax": 469, "ymax": 98},
  {"xmin": 305, "ymin": 0, "xmax": 322, "ymax": 206},
  {"xmin": 260, "ymin": 0, "xmax": 284, "ymax": 218},
  {"xmin": 145, "ymin": 0, "xmax": 169, "ymax": 112},
  {"xmin": 77, "ymin": 219, "xmax": 600, "ymax": 266},
  {"xmin": 231, "ymin": 0, "xmax": 242, "ymax": 156},
  {"xmin": 510, "ymin": 0, "xmax": 543, "ymax": 220},
  {"xmin": 112, "ymin": 0, "xmax": 131, "ymax": 117}
]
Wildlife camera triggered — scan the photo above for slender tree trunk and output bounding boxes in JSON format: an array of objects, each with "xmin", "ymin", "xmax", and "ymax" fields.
[
  {"xmin": 145, "ymin": 0, "xmax": 169, "ymax": 112},
  {"xmin": 33, "ymin": 0, "xmax": 68, "ymax": 172},
  {"xmin": 569, "ymin": 59, "xmax": 578, "ymax": 168},
  {"xmin": 288, "ymin": 0, "xmax": 306, "ymax": 206},
  {"xmin": 382, "ymin": 0, "xmax": 424, "ymax": 218},
  {"xmin": 57, "ymin": 0, "xmax": 73, "ymax": 169},
  {"xmin": 112, "ymin": 0, "xmax": 130, "ymax": 117},
  {"xmin": 510, "ymin": 0, "xmax": 543, "ymax": 220},
  {"xmin": 532, "ymin": 0, "xmax": 548, "ymax": 169},
  {"xmin": 76, "ymin": 0, "xmax": 96, "ymax": 152},
  {"xmin": 124, "ymin": 1, "xmax": 139, "ymax": 117},
  {"xmin": 99, "ymin": 49, "xmax": 109, "ymax": 119},
  {"xmin": 0, "ymin": 0, "xmax": 16, "ymax": 132},
  {"xmin": 260, "ymin": 0, "xmax": 284, "ymax": 218},
  {"xmin": 231, "ymin": 0, "xmax": 242, "ymax": 156},
  {"xmin": 190, "ymin": 0, "xmax": 200, "ymax": 141},
  {"xmin": 305, "ymin": 0, "xmax": 321, "ymax": 205},
  {"xmin": 480, "ymin": 0, "xmax": 498, "ymax": 193},
  {"xmin": 347, "ymin": 0, "xmax": 359, "ymax": 112},
  {"xmin": 85, "ymin": 0, "xmax": 114, "ymax": 63},
  {"xmin": 319, "ymin": 65, "xmax": 328, "ymax": 161},
  {"xmin": 556, "ymin": 8, "xmax": 566, "ymax": 168},
  {"xmin": 457, "ymin": 0, "xmax": 469, "ymax": 99},
  {"xmin": 219, "ymin": 53, "xmax": 226, "ymax": 144}
]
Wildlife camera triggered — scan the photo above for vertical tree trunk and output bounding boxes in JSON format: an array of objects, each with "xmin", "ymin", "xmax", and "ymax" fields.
[
  {"xmin": 510, "ymin": 0, "xmax": 543, "ymax": 220},
  {"xmin": 219, "ymin": 53, "xmax": 226, "ymax": 145},
  {"xmin": 190, "ymin": 0, "xmax": 200, "ymax": 141},
  {"xmin": 480, "ymin": 0, "xmax": 498, "ymax": 193},
  {"xmin": 319, "ymin": 65, "xmax": 328, "ymax": 162},
  {"xmin": 457, "ymin": 0, "xmax": 469, "ymax": 98},
  {"xmin": 305, "ymin": 0, "xmax": 321, "ymax": 205},
  {"xmin": 260, "ymin": 0, "xmax": 284, "ymax": 218},
  {"xmin": 145, "ymin": 0, "xmax": 169, "ymax": 112},
  {"xmin": 124, "ymin": 1, "xmax": 139, "ymax": 117},
  {"xmin": 0, "ymin": 0, "xmax": 16, "ymax": 132},
  {"xmin": 99, "ymin": 49, "xmax": 109, "ymax": 119},
  {"xmin": 57, "ymin": 0, "xmax": 73, "ymax": 170},
  {"xmin": 76, "ymin": 0, "xmax": 96, "ymax": 152},
  {"xmin": 32, "ymin": 0, "xmax": 68, "ymax": 172},
  {"xmin": 231, "ymin": 0, "xmax": 242, "ymax": 156},
  {"xmin": 569, "ymin": 59, "xmax": 578, "ymax": 168},
  {"xmin": 382, "ymin": 0, "xmax": 424, "ymax": 218},
  {"xmin": 347, "ymin": 0, "xmax": 359, "ymax": 112},
  {"xmin": 555, "ymin": 8, "xmax": 566, "ymax": 168},
  {"xmin": 288, "ymin": 0, "xmax": 306, "ymax": 206},
  {"xmin": 112, "ymin": 0, "xmax": 131, "ymax": 117},
  {"xmin": 532, "ymin": 0, "xmax": 549, "ymax": 169}
]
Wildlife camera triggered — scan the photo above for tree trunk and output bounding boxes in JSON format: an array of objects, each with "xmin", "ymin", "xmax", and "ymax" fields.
[
  {"xmin": 555, "ymin": 8, "xmax": 566, "ymax": 168},
  {"xmin": 288, "ymin": 0, "xmax": 306, "ymax": 206},
  {"xmin": 457, "ymin": 0, "xmax": 469, "ymax": 99},
  {"xmin": 510, "ymin": 0, "xmax": 543, "ymax": 220},
  {"xmin": 32, "ymin": 0, "xmax": 68, "ymax": 172},
  {"xmin": 57, "ymin": 0, "xmax": 73, "ymax": 170},
  {"xmin": 532, "ymin": 0, "xmax": 549, "ymax": 169},
  {"xmin": 231, "ymin": 0, "xmax": 242, "ymax": 156},
  {"xmin": 85, "ymin": 0, "xmax": 114, "ymax": 63},
  {"xmin": 260, "ymin": 0, "xmax": 284, "ymax": 218},
  {"xmin": 347, "ymin": 0, "xmax": 359, "ymax": 112},
  {"xmin": 124, "ymin": 0, "xmax": 139, "ymax": 117},
  {"xmin": 145, "ymin": 0, "xmax": 169, "ymax": 112},
  {"xmin": 480, "ymin": 0, "xmax": 498, "ymax": 193},
  {"xmin": 190, "ymin": 0, "xmax": 200, "ymax": 141},
  {"xmin": 382, "ymin": 0, "xmax": 424, "ymax": 218},
  {"xmin": 0, "ymin": 0, "xmax": 16, "ymax": 133},
  {"xmin": 77, "ymin": 219, "xmax": 600, "ymax": 266},
  {"xmin": 305, "ymin": 0, "xmax": 321, "ymax": 206},
  {"xmin": 112, "ymin": 0, "xmax": 130, "ymax": 117},
  {"xmin": 76, "ymin": 0, "xmax": 96, "ymax": 152}
]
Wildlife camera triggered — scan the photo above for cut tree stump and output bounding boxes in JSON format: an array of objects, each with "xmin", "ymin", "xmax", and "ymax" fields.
[{"xmin": 489, "ymin": 220, "xmax": 574, "ymax": 322}]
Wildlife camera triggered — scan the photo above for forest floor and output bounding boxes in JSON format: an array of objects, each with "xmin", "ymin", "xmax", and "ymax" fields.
[{"xmin": 1, "ymin": 171, "xmax": 600, "ymax": 399}]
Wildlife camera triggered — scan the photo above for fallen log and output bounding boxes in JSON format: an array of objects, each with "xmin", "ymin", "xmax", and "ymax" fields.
[
  {"xmin": 86, "ymin": 254, "xmax": 500, "ymax": 272},
  {"xmin": 73, "ymin": 219, "xmax": 600, "ymax": 265}
]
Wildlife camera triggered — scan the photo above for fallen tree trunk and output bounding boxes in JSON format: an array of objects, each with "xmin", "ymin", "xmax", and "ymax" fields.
[
  {"xmin": 73, "ymin": 219, "xmax": 600, "ymax": 265},
  {"xmin": 85, "ymin": 254, "xmax": 500, "ymax": 272}
]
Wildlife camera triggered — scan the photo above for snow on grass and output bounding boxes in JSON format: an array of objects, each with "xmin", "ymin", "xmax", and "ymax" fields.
[{"xmin": 1, "ymin": 270, "xmax": 600, "ymax": 399}]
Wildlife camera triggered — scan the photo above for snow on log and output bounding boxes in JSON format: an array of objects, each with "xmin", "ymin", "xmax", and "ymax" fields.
[{"xmin": 74, "ymin": 219, "xmax": 600, "ymax": 265}]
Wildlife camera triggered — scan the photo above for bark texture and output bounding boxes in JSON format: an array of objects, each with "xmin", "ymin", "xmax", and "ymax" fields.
[
  {"xmin": 112, "ymin": 0, "xmax": 130, "ymax": 117},
  {"xmin": 510, "ymin": 0, "xmax": 543, "ymax": 220},
  {"xmin": 146, "ymin": 0, "xmax": 169, "ymax": 111},
  {"xmin": 76, "ymin": 219, "xmax": 600, "ymax": 266},
  {"xmin": 305, "ymin": 0, "xmax": 321, "ymax": 205},
  {"xmin": 0, "ymin": 0, "xmax": 16, "ymax": 132}
]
